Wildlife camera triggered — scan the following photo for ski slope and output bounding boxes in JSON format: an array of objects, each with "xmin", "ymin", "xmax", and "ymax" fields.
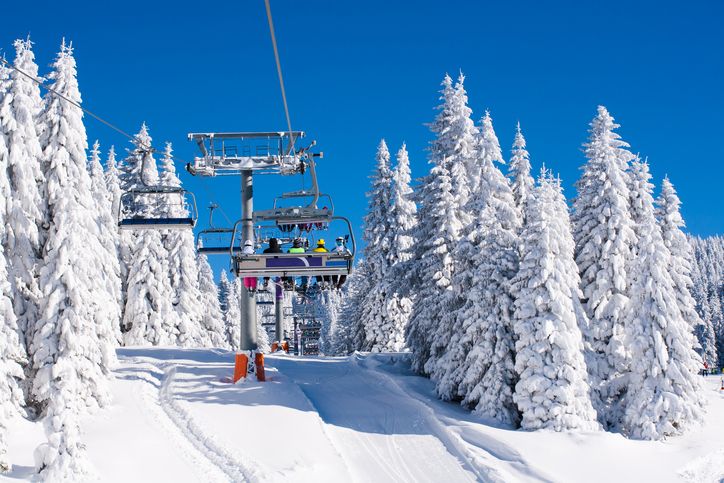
[{"xmin": 2, "ymin": 349, "xmax": 723, "ymax": 482}]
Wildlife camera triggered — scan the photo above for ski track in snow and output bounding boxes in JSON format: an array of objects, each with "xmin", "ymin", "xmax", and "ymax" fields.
[
  {"xmin": 678, "ymin": 448, "xmax": 724, "ymax": 483},
  {"xmin": 270, "ymin": 354, "xmax": 482, "ymax": 483},
  {"xmin": 127, "ymin": 356, "xmax": 262, "ymax": 482},
  {"xmin": 357, "ymin": 354, "xmax": 556, "ymax": 483}
]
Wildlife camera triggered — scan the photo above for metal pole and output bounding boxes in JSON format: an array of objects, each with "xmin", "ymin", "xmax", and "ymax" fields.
[
  {"xmin": 239, "ymin": 169, "xmax": 257, "ymax": 351},
  {"xmin": 275, "ymin": 290, "xmax": 284, "ymax": 343}
]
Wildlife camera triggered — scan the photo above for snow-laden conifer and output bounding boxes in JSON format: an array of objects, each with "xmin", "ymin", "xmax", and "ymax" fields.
[
  {"xmin": 656, "ymin": 178, "xmax": 707, "ymax": 353},
  {"xmin": 359, "ymin": 140, "xmax": 394, "ymax": 351},
  {"xmin": 512, "ymin": 170, "xmax": 599, "ymax": 431},
  {"xmin": 406, "ymin": 75, "xmax": 470, "ymax": 373},
  {"xmin": 225, "ymin": 277, "xmax": 242, "ymax": 351},
  {"xmin": 0, "ymin": 62, "xmax": 26, "ymax": 473},
  {"xmin": 2, "ymin": 39, "xmax": 45, "ymax": 348},
  {"xmin": 333, "ymin": 260, "xmax": 370, "ymax": 355},
  {"xmin": 122, "ymin": 127, "xmax": 178, "ymax": 346},
  {"xmin": 197, "ymin": 252, "xmax": 228, "ymax": 348},
  {"xmin": 160, "ymin": 143, "xmax": 207, "ymax": 347},
  {"xmin": 508, "ymin": 122, "xmax": 534, "ymax": 222},
  {"xmin": 31, "ymin": 41, "xmax": 112, "ymax": 479},
  {"xmin": 104, "ymin": 146, "xmax": 121, "ymax": 222},
  {"xmin": 428, "ymin": 111, "xmax": 520, "ymax": 414},
  {"xmin": 622, "ymin": 160, "xmax": 704, "ymax": 440},
  {"xmin": 88, "ymin": 141, "xmax": 122, "ymax": 344},
  {"xmin": 218, "ymin": 269, "xmax": 231, "ymax": 316},
  {"xmin": 571, "ymin": 106, "xmax": 637, "ymax": 425}
]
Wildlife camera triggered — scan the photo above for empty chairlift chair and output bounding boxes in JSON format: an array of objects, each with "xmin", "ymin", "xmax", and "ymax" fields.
[{"xmin": 118, "ymin": 186, "xmax": 198, "ymax": 230}]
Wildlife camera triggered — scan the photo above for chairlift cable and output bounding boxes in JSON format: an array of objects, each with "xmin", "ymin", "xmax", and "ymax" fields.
[
  {"xmin": 264, "ymin": 0, "xmax": 295, "ymax": 154},
  {"xmin": 0, "ymin": 56, "xmax": 236, "ymax": 227},
  {"xmin": 0, "ymin": 56, "xmax": 144, "ymax": 150}
]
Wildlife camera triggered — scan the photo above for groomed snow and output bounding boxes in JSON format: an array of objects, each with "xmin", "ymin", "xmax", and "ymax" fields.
[{"xmin": 2, "ymin": 349, "xmax": 722, "ymax": 482}]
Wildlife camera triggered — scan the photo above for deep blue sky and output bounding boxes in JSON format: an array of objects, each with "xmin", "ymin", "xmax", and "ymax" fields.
[{"xmin": 4, "ymin": 0, "xmax": 723, "ymax": 276}]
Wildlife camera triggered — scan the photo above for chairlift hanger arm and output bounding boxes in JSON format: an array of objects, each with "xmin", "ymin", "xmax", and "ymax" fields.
[{"xmin": 187, "ymin": 131, "xmax": 305, "ymax": 141}]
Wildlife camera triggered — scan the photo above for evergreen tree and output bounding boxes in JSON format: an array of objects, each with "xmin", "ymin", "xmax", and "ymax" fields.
[
  {"xmin": 507, "ymin": 122, "xmax": 534, "ymax": 222},
  {"xmin": 571, "ymin": 106, "xmax": 637, "ymax": 426},
  {"xmin": 512, "ymin": 171, "xmax": 598, "ymax": 431},
  {"xmin": 104, "ymin": 146, "xmax": 125, "ymax": 314},
  {"xmin": 406, "ymin": 74, "xmax": 470, "ymax": 373},
  {"xmin": 225, "ymin": 277, "xmax": 242, "ymax": 351},
  {"xmin": 319, "ymin": 290, "xmax": 342, "ymax": 354},
  {"xmin": 122, "ymin": 127, "xmax": 178, "ymax": 346},
  {"xmin": 160, "ymin": 143, "xmax": 207, "ymax": 347},
  {"xmin": 622, "ymin": 160, "xmax": 704, "ymax": 440},
  {"xmin": 0, "ymin": 62, "xmax": 26, "ymax": 474},
  {"xmin": 378, "ymin": 144, "xmax": 418, "ymax": 353},
  {"xmin": 218, "ymin": 269, "xmax": 231, "ymax": 316},
  {"xmin": 455, "ymin": 112, "xmax": 521, "ymax": 424},
  {"xmin": 359, "ymin": 140, "xmax": 394, "ymax": 352},
  {"xmin": 2, "ymin": 39, "xmax": 45, "ymax": 350},
  {"xmin": 88, "ymin": 141, "xmax": 122, "ymax": 344},
  {"xmin": 31, "ymin": 41, "xmax": 111, "ymax": 480},
  {"xmin": 197, "ymin": 253, "xmax": 228, "ymax": 349},
  {"xmin": 333, "ymin": 260, "xmax": 370, "ymax": 355},
  {"xmin": 656, "ymin": 177, "xmax": 711, "ymax": 364},
  {"xmin": 427, "ymin": 111, "xmax": 520, "ymax": 419}
]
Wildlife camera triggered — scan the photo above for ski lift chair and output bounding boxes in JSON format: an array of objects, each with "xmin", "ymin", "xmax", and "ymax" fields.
[
  {"xmin": 229, "ymin": 215, "xmax": 355, "ymax": 279},
  {"xmin": 197, "ymin": 228, "xmax": 242, "ymax": 255},
  {"xmin": 118, "ymin": 187, "xmax": 197, "ymax": 230}
]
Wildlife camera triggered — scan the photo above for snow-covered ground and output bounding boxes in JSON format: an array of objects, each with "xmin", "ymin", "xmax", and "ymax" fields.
[{"xmin": 3, "ymin": 349, "xmax": 723, "ymax": 482}]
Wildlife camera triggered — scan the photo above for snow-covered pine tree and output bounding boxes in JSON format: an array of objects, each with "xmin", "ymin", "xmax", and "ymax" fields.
[
  {"xmin": 507, "ymin": 122, "xmax": 534, "ymax": 223},
  {"xmin": 122, "ymin": 126, "xmax": 178, "ymax": 346},
  {"xmin": 225, "ymin": 276, "xmax": 242, "ymax": 351},
  {"xmin": 0, "ymin": 61, "xmax": 26, "ymax": 473},
  {"xmin": 197, "ymin": 252, "xmax": 228, "ymax": 349},
  {"xmin": 512, "ymin": 170, "xmax": 599, "ymax": 431},
  {"xmin": 378, "ymin": 143, "xmax": 418, "ymax": 353},
  {"xmin": 2, "ymin": 39, "xmax": 45, "ymax": 351},
  {"xmin": 333, "ymin": 260, "xmax": 369, "ymax": 355},
  {"xmin": 359, "ymin": 140, "xmax": 394, "ymax": 352},
  {"xmin": 318, "ymin": 290, "xmax": 342, "ymax": 354},
  {"xmin": 104, "ymin": 146, "xmax": 126, "ymax": 316},
  {"xmin": 159, "ymin": 143, "xmax": 207, "ymax": 347},
  {"xmin": 622, "ymin": 159, "xmax": 704, "ymax": 440},
  {"xmin": 656, "ymin": 177, "xmax": 710, "ymax": 364},
  {"xmin": 31, "ymin": 41, "xmax": 113, "ymax": 479},
  {"xmin": 571, "ymin": 106, "xmax": 637, "ymax": 427},
  {"xmin": 429, "ymin": 111, "xmax": 520, "ymax": 417},
  {"xmin": 88, "ymin": 140, "xmax": 122, "ymax": 345},
  {"xmin": 406, "ymin": 74, "xmax": 471, "ymax": 373},
  {"xmin": 104, "ymin": 146, "xmax": 121, "ymax": 222},
  {"xmin": 218, "ymin": 269, "xmax": 231, "ymax": 316},
  {"xmin": 450, "ymin": 113, "xmax": 520, "ymax": 424}
]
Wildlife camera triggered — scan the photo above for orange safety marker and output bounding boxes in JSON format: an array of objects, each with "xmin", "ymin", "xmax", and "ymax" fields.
[
  {"xmin": 281, "ymin": 341, "xmax": 289, "ymax": 353},
  {"xmin": 271, "ymin": 342, "xmax": 279, "ymax": 353},
  {"xmin": 255, "ymin": 352, "xmax": 266, "ymax": 382},
  {"xmin": 233, "ymin": 353, "xmax": 249, "ymax": 383}
]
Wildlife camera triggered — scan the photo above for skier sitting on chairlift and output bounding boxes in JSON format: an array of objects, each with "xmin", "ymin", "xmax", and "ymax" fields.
[
  {"xmin": 312, "ymin": 239, "xmax": 331, "ymax": 287},
  {"xmin": 263, "ymin": 237, "xmax": 282, "ymax": 289},
  {"xmin": 288, "ymin": 238, "xmax": 307, "ymax": 290},
  {"xmin": 332, "ymin": 236, "xmax": 350, "ymax": 289},
  {"xmin": 242, "ymin": 240, "xmax": 257, "ymax": 293}
]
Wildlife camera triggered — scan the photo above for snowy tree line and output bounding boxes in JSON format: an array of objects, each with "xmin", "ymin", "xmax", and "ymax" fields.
[
  {"xmin": 689, "ymin": 235, "xmax": 724, "ymax": 370},
  {"xmin": 0, "ymin": 39, "xmax": 238, "ymax": 479},
  {"xmin": 332, "ymin": 73, "xmax": 708, "ymax": 441}
]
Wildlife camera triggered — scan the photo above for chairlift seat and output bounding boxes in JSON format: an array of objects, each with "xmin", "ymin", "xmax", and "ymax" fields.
[
  {"xmin": 231, "ymin": 252, "xmax": 352, "ymax": 278},
  {"xmin": 119, "ymin": 217, "xmax": 196, "ymax": 230}
]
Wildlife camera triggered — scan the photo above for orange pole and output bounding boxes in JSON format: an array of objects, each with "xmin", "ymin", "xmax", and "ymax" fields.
[
  {"xmin": 255, "ymin": 352, "xmax": 266, "ymax": 382},
  {"xmin": 233, "ymin": 353, "xmax": 248, "ymax": 383}
]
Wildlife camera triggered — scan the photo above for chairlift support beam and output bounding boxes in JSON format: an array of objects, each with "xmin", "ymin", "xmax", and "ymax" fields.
[{"xmin": 186, "ymin": 131, "xmax": 309, "ymax": 177}]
